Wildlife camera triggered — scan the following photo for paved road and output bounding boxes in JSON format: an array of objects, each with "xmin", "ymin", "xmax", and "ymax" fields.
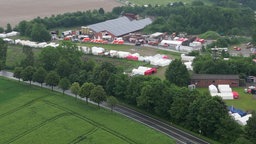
[{"xmin": 0, "ymin": 70, "xmax": 210, "ymax": 144}]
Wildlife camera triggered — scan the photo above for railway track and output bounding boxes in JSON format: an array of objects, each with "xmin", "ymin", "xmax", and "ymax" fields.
[{"xmin": 114, "ymin": 105, "xmax": 210, "ymax": 144}]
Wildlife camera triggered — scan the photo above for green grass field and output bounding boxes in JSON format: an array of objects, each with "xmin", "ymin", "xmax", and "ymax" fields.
[{"xmin": 0, "ymin": 77, "xmax": 174, "ymax": 144}]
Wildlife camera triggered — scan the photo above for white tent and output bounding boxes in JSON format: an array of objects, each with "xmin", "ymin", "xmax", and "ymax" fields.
[
  {"xmin": 6, "ymin": 31, "xmax": 19, "ymax": 37},
  {"xmin": 109, "ymin": 50, "xmax": 118, "ymax": 57},
  {"xmin": 184, "ymin": 61, "xmax": 193, "ymax": 71},
  {"xmin": 159, "ymin": 40, "xmax": 182, "ymax": 46},
  {"xmin": 230, "ymin": 113, "xmax": 242, "ymax": 121},
  {"xmin": 181, "ymin": 54, "xmax": 195, "ymax": 62},
  {"xmin": 209, "ymin": 84, "xmax": 218, "ymax": 93},
  {"xmin": 211, "ymin": 93, "xmax": 233, "ymax": 100},
  {"xmin": 237, "ymin": 114, "xmax": 252, "ymax": 126},
  {"xmin": 218, "ymin": 84, "xmax": 232, "ymax": 93},
  {"xmin": 91, "ymin": 47, "xmax": 104, "ymax": 55},
  {"xmin": 80, "ymin": 46, "xmax": 90, "ymax": 54},
  {"xmin": 117, "ymin": 51, "xmax": 130, "ymax": 58}
]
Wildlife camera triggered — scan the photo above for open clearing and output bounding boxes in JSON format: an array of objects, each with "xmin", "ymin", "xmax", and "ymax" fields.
[
  {"xmin": 0, "ymin": 0, "xmax": 123, "ymax": 27},
  {"xmin": 198, "ymin": 87, "xmax": 256, "ymax": 112},
  {"xmin": 0, "ymin": 77, "xmax": 174, "ymax": 144}
]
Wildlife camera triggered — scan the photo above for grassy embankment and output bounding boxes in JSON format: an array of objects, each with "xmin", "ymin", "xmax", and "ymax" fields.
[{"xmin": 0, "ymin": 77, "xmax": 175, "ymax": 144}]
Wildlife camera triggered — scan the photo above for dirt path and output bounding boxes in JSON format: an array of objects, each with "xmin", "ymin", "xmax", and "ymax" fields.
[{"xmin": 0, "ymin": 0, "xmax": 123, "ymax": 27}]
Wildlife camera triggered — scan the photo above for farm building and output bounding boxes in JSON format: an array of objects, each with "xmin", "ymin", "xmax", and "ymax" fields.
[
  {"xmin": 85, "ymin": 16, "xmax": 152, "ymax": 40},
  {"xmin": 191, "ymin": 74, "xmax": 239, "ymax": 87}
]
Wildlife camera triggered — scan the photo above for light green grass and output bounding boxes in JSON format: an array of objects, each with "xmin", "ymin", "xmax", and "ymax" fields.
[
  {"xmin": 225, "ymin": 87, "xmax": 256, "ymax": 111},
  {"xmin": 6, "ymin": 44, "xmax": 41, "ymax": 69},
  {"xmin": 0, "ymin": 77, "xmax": 175, "ymax": 144}
]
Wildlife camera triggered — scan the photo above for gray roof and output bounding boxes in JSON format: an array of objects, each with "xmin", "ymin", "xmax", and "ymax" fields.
[
  {"xmin": 191, "ymin": 74, "xmax": 239, "ymax": 80},
  {"xmin": 87, "ymin": 16, "xmax": 152, "ymax": 36}
]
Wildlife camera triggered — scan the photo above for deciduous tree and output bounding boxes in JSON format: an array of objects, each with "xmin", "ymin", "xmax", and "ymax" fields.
[
  {"xmin": 58, "ymin": 77, "xmax": 70, "ymax": 94},
  {"xmin": 13, "ymin": 67, "xmax": 23, "ymax": 82},
  {"xmin": 0, "ymin": 38, "xmax": 7, "ymax": 70},
  {"xmin": 107, "ymin": 96, "xmax": 118, "ymax": 112},
  {"xmin": 245, "ymin": 112, "xmax": 256, "ymax": 142},
  {"xmin": 90, "ymin": 85, "xmax": 107, "ymax": 108},
  {"xmin": 21, "ymin": 66, "xmax": 35, "ymax": 85},
  {"xmin": 70, "ymin": 82, "xmax": 80, "ymax": 100},
  {"xmin": 165, "ymin": 59, "xmax": 190, "ymax": 87},
  {"xmin": 45, "ymin": 71, "xmax": 60, "ymax": 91},
  {"xmin": 79, "ymin": 82, "xmax": 95, "ymax": 103},
  {"xmin": 32, "ymin": 67, "xmax": 47, "ymax": 87}
]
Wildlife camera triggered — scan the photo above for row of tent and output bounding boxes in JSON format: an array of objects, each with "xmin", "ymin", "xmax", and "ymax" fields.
[
  {"xmin": 15, "ymin": 39, "xmax": 59, "ymax": 48},
  {"xmin": 0, "ymin": 31, "xmax": 19, "ymax": 38},
  {"xmin": 209, "ymin": 84, "xmax": 238, "ymax": 100},
  {"xmin": 228, "ymin": 106, "xmax": 252, "ymax": 125},
  {"xmin": 79, "ymin": 46, "xmax": 172, "ymax": 67}
]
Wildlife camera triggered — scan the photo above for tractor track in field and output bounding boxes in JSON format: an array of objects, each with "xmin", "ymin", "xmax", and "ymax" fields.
[
  {"xmin": 68, "ymin": 127, "xmax": 99, "ymax": 144},
  {"xmin": 0, "ymin": 95, "xmax": 48, "ymax": 119},
  {"xmin": 5, "ymin": 113, "xmax": 71, "ymax": 144},
  {"xmin": 44, "ymin": 100, "xmax": 137, "ymax": 144}
]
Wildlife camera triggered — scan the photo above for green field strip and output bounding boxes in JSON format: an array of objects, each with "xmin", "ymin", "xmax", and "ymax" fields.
[
  {"xmin": 0, "ymin": 101, "xmax": 65, "ymax": 144},
  {"xmin": 12, "ymin": 115, "xmax": 97, "ymax": 144},
  {"xmin": 79, "ymin": 129, "xmax": 132, "ymax": 144},
  {"xmin": 68, "ymin": 127, "xmax": 99, "ymax": 144},
  {"xmin": 5, "ymin": 113, "xmax": 70, "ymax": 144},
  {"xmin": 0, "ymin": 95, "xmax": 48, "ymax": 118},
  {"xmin": 44, "ymin": 100, "xmax": 137, "ymax": 144}
]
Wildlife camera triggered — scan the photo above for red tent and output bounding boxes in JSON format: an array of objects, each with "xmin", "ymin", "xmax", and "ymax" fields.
[
  {"xmin": 112, "ymin": 39, "xmax": 124, "ymax": 44},
  {"xmin": 232, "ymin": 91, "xmax": 239, "ymax": 99},
  {"xmin": 126, "ymin": 55, "xmax": 138, "ymax": 61},
  {"xmin": 144, "ymin": 68, "xmax": 157, "ymax": 75},
  {"xmin": 82, "ymin": 37, "xmax": 90, "ymax": 42}
]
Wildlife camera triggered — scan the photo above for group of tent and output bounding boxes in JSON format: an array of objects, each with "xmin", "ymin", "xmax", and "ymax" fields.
[
  {"xmin": 228, "ymin": 106, "xmax": 252, "ymax": 125},
  {"xmin": 181, "ymin": 54, "xmax": 195, "ymax": 71},
  {"xmin": 80, "ymin": 46, "xmax": 172, "ymax": 67},
  {"xmin": 132, "ymin": 66, "xmax": 157, "ymax": 76},
  {"xmin": 81, "ymin": 37, "xmax": 124, "ymax": 45},
  {"xmin": 209, "ymin": 84, "xmax": 239, "ymax": 100}
]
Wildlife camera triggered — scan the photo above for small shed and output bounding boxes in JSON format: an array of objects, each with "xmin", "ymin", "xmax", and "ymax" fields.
[{"xmin": 191, "ymin": 74, "xmax": 239, "ymax": 87}]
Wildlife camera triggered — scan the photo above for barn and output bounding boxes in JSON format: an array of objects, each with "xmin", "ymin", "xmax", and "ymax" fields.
[
  {"xmin": 191, "ymin": 74, "xmax": 239, "ymax": 87},
  {"xmin": 85, "ymin": 16, "xmax": 152, "ymax": 40}
]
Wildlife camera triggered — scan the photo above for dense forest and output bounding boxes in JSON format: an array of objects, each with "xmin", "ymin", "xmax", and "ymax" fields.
[{"xmin": 112, "ymin": 4, "xmax": 256, "ymax": 35}]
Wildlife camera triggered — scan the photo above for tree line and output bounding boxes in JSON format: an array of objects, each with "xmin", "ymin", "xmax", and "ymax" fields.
[
  {"xmin": 112, "ymin": 4, "xmax": 256, "ymax": 35},
  {"xmin": 9, "ymin": 41, "xmax": 256, "ymax": 143},
  {"xmin": 192, "ymin": 54, "xmax": 256, "ymax": 78}
]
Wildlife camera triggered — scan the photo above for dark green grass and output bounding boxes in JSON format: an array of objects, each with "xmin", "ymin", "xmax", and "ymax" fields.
[{"xmin": 0, "ymin": 77, "xmax": 175, "ymax": 144}]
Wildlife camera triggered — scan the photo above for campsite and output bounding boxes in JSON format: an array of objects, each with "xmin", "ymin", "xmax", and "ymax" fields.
[{"xmin": 1, "ymin": 0, "xmax": 256, "ymax": 143}]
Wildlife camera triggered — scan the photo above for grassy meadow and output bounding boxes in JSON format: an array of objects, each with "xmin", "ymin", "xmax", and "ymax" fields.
[{"xmin": 0, "ymin": 77, "xmax": 174, "ymax": 144}]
